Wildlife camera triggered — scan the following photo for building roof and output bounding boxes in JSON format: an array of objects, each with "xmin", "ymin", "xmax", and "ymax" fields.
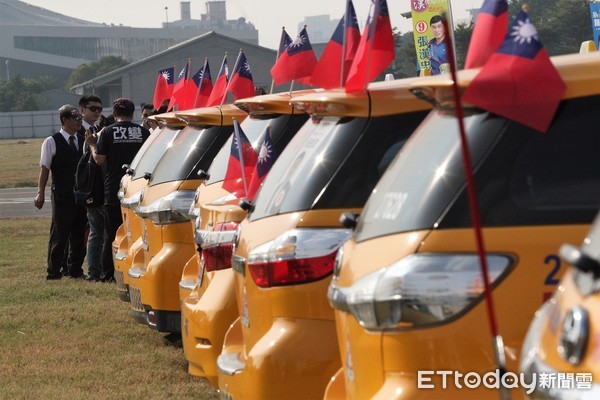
[
  {"xmin": 1, "ymin": 0, "xmax": 103, "ymax": 26},
  {"xmin": 72, "ymin": 31, "xmax": 274, "ymax": 90}
]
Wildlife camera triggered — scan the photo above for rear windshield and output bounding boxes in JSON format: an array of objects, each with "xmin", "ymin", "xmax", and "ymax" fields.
[
  {"xmin": 131, "ymin": 127, "xmax": 180, "ymax": 180},
  {"xmin": 355, "ymin": 95, "xmax": 600, "ymax": 242},
  {"xmin": 149, "ymin": 125, "xmax": 226, "ymax": 186},
  {"xmin": 206, "ymin": 113, "xmax": 307, "ymax": 185},
  {"xmin": 251, "ymin": 110, "xmax": 428, "ymax": 221}
]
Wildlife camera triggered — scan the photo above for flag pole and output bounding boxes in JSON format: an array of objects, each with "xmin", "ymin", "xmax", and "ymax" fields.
[
  {"xmin": 340, "ymin": 0, "xmax": 350, "ymax": 88},
  {"xmin": 193, "ymin": 57, "xmax": 208, "ymax": 108},
  {"xmin": 222, "ymin": 50, "xmax": 241, "ymax": 107},
  {"xmin": 442, "ymin": 14, "xmax": 510, "ymax": 400},
  {"xmin": 364, "ymin": 1, "xmax": 378, "ymax": 91},
  {"xmin": 233, "ymin": 118, "xmax": 249, "ymax": 197},
  {"xmin": 271, "ymin": 27, "xmax": 286, "ymax": 94}
]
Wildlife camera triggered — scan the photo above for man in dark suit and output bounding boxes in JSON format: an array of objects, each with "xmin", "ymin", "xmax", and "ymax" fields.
[
  {"xmin": 78, "ymin": 94, "xmax": 105, "ymax": 282},
  {"xmin": 35, "ymin": 105, "xmax": 88, "ymax": 280}
]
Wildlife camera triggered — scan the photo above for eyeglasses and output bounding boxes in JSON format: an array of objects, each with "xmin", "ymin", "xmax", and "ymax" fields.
[
  {"xmin": 69, "ymin": 115, "xmax": 83, "ymax": 121},
  {"xmin": 142, "ymin": 113, "xmax": 151, "ymax": 118},
  {"xmin": 86, "ymin": 106, "xmax": 103, "ymax": 113}
]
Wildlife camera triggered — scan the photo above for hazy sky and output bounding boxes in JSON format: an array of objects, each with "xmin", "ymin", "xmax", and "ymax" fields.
[{"xmin": 22, "ymin": 0, "xmax": 483, "ymax": 49}]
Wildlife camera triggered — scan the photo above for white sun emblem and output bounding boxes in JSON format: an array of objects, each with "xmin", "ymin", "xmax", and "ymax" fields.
[
  {"xmin": 161, "ymin": 70, "xmax": 171, "ymax": 80},
  {"xmin": 258, "ymin": 142, "xmax": 272, "ymax": 164},
  {"xmin": 243, "ymin": 61, "xmax": 251, "ymax": 73},
  {"xmin": 289, "ymin": 34, "xmax": 306, "ymax": 49},
  {"xmin": 510, "ymin": 18, "xmax": 539, "ymax": 45}
]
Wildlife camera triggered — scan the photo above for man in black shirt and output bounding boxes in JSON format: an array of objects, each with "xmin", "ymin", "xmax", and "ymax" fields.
[{"xmin": 86, "ymin": 98, "xmax": 150, "ymax": 282}]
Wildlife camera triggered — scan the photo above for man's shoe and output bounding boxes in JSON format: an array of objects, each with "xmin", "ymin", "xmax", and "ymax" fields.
[
  {"xmin": 85, "ymin": 275, "xmax": 101, "ymax": 282},
  {"xmin": 68, "ymin": 273, "xmax": 86, "ymax": 280},
  {"xmin": 46, "ymin": 274, "xmax": 63, "ymax": 281},
  {"xmin": 100, "ymin": 275, "xmax": 115, "ymax": 283}
]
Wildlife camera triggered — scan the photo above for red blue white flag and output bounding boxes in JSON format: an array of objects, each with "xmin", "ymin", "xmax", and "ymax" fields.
[
  {"xmin": 192, "ymin": 58, "xmax": 213, "ymax": 108},
  {"xmin": 311, "ymin": 0, "xmax": 361, "ymax": 89},
  {"xmin": 152, "ymin": 67, "xmax": 175, "ymax": 110},
  {"xmin": 345, "ymin": 0, "xmax": 395, "ymax": 92},
  {"xmin": 270, "ymin": 26, "xmax": 318, "ymax": 86},
  {"xmin": 465, "ymin": 0, "xmax": 509, "ymax": 69},
  {"xmin": 222, "ymin": 119, "xmax": 258, "ymax": 198},
  {"xmin": 463, "ymin": 10, "xmax": 566, "ymax": 133},
  {"xmin": 247, "ymin": 125, "xmax": 277, "ymax": 201},
  {"xmin": 167, "ymin": 61, "xmax": 190, "ymax": 111},
  {"xmin": 207, "ymin": 55, "xmax": 229, "ymax": 106},
  {"xmin": 228, "ymin": 50, "xmax": 255, "ymax": 101}
]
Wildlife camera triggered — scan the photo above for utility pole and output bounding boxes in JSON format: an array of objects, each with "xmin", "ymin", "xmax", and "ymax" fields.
[
  {"xmin": 5, "ymin": 60, "xmax": 9, "ymax": 80},
  {"xmin": 165, "ymin": 6, "xmax": 169, "ymax": 28}
]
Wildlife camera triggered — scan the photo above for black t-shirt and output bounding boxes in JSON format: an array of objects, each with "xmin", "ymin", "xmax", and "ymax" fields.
[{"xmin": 97, "ymin": 120, "xmax": 150, "ymax": 205}]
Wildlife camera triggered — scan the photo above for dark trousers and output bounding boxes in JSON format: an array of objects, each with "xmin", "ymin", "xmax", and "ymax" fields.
[
  {"xmin": 47, "ymin": 191, "xmax": 88, "ymax": 277},
  {"xmin": 100, "ymin": 204, "xmax": 123, "ymax": 280}
]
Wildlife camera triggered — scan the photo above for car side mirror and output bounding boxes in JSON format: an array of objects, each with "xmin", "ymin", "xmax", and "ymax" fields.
[
  {"xmin": 239, "ymin": 198, "xmax": 254, "ymax": 213},
  {"xmin": 197, "ymin": 169, "xmax": 210, "ymax": 181},
  {"xmin": 560, "ymin": 243, "xmax": 600, "ymax": 276},
  {"xmin": 339, "ymin": 212, "xmax": 359, "ymax": 229}
]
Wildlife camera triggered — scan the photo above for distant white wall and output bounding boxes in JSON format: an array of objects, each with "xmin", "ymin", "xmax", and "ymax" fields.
[{"xmin": 0, "ymin": 110, "xmax": 61, "ymax": 139}]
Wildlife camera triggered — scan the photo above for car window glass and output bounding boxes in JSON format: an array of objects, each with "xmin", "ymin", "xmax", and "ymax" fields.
[
  {"xmin": 149, "ymin": 125, "xmax": 222, "ymax": 185},
  {"xmin": 443, "ymin": 94, "xmax": 600, "ymax": 228},
  {"xmin": 131, "ymin": 127, "xmax": 180, "ymax": 180}
]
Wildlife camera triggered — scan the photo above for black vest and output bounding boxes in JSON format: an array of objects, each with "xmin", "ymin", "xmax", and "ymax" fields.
[{"xmin": 51, "ymin": 132, "xmax": 84, "ymax": 201}]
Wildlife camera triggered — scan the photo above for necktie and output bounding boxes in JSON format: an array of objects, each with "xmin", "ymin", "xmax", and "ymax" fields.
[{"xmin": 68, "ymin": 136, "xmax": 78, "ymax": 153}]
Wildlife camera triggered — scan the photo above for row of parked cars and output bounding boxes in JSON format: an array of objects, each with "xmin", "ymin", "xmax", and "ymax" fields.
[{"xmin": 111, "ymin": 45, "xmax": 600, "ymax": 399}]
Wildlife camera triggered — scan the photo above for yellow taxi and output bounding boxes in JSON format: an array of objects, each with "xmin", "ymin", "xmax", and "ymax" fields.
[
  {"xmin": 216, "ymin": 78, "xmax": 432, "ymax": 399},
  {"xmin": 127, "ymin": 105, "xmax": 246, "ymax": 332},
  {"xmin": 180, "ymin": 91, "xmax": 309, "ymax": 384},
  {"xmin": 114, "ymin": 113, "xmax": 186, "ymax": 301},
  {"xmin": 326, "ymin": 51, "xmax": 600, "ymax": 399},
  {"xmin": 520, "ymin": 211, "xmax": 600, "ymax": 398}
]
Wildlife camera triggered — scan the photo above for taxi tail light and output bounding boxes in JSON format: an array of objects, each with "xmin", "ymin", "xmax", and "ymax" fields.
[
  {"xmin": 136, "ymin": 190, "xmax": 195, "ymax": 224},
  {"xmin": 328, "ymin": 253, "xmax": 512, "ymax": 331},
  {"xmin": 247, "ymin": 229, "xmax": 352, "ymax": 288},
  {"xmin": 201, "ymin": 222, "xmax": 239, "ymax": 273}
]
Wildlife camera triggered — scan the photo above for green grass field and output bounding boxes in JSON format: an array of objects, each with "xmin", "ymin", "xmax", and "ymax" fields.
[{"xmin": 0, "ymin": 138, "xmax": 218, "ymax": 399}]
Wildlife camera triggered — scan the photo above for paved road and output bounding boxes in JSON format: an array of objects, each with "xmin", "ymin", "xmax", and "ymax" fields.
[{"xmin": 0, "ymin": 187, "xmax": 52, "ymax": 218}]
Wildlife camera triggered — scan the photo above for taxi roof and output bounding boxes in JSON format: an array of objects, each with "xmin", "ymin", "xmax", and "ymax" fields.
[
  {"xmin": 234, "ymin": 89, "xmax": 315, "ymax": 117},
  {"xmin": 290, "ymin": 77, "xmax": 432, "ymax": 118},
  {"xmin": 175, "ymin": 104, "xmax": 248, "ymax": 126},
  {"xmin": 151, "ymin": 112, "xmax": 186, "ymax": 128},
  {"xmin": 409, "ymin": 51, "xmax": 600, "ymax": 109}
]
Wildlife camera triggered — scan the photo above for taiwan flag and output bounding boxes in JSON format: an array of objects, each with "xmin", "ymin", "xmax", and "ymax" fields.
[
  {"xmin": 178, "ymin": 61, "xmax": 211, "ymax": 110},
  {"xmin": 167, "ymin": 61, "xmax": 190, "ymax": 111},
  {"xmin": 465, "ymin": 0, "xmax": 509, "ymax": 69},
  {"xmin": 222, "ymin": 119, "xmax": 258, "ymax": 198},
  {"xmin": 463, "ymin": 10, "xmax": 566, "ymax": 133},
  {"xmin": 247, "ymin": 125, "xmax": 277, "ymax": 201},
  {"xmin": 311, "ymin": 0, "xmax": 361, "ymax": 89},
  {"xmin": 152, "ymin": 67, "xmax": 175, "ymax": 110},
  {"xmin": 270, "ymin": 26, "xmax": 318, "ymax": 86},
  {"xmin": 345, "ymin": 0, "xmax": 395, "ymax": 92},
  {"xmin": 192, "ymin": 58, "xmax": 213, "ymax": 108},
  {"xmin": 206, "ymin": 55, "xmax": 229, "ymax": 107},
  {"xmin": 228, "ymin": 50, "xmax": 255, "ymax": 101},
  {"xmin": 277, "ymin": 28, "xmax": 293, "ymax": 58}
]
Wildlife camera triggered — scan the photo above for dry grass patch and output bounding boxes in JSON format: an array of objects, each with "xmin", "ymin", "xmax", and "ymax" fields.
[
  {"xmin": 0, "ymin": 218, "xmax": 218, "ymax": 399},
  {"xmin": 0, "ymin": 138, "xmax": 44, "ymax": 188}
]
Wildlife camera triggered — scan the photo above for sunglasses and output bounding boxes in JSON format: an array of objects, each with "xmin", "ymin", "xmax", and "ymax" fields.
[
  {"xmin": 69, "ymin": 115, "xmax": 83, "ymax": 121},
  {"xmin": 86, "ymin": 106, "xmax": 103, "ymax": 113}
]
